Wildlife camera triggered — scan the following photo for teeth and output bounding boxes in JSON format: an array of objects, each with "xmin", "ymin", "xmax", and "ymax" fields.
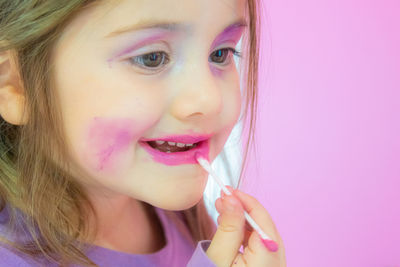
[
  {"xmin": 176, "ymin": 142, "xmax": 185, "ymax": 147},
  {"xmin": 153, "ymin": 140, "xmax": 196, "ymax": 147}
]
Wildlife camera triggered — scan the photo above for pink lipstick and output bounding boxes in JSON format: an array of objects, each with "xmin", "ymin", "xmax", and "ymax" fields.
[{"xmin": 139, "ymin": 134, "xmax": 211, "ymax": 166}]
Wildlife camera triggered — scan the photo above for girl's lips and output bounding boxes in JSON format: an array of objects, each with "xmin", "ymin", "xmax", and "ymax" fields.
[{"xmin": 138, "ymin": 139, "xmax": 210, "ymax": 166}]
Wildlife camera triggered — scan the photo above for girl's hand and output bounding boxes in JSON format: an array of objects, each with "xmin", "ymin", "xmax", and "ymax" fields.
[{"xmin": 206, "ymin": 187, "xmax": 286, "ymax": 267}]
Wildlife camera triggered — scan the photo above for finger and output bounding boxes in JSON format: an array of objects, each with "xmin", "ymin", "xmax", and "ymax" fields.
[
  {"xmin": 216, "ymin": 214, "xmax": 243, "ymax": 231},
  {"xmin": 215, "ymin": 197, "xmax": 223, "ymax": 213},
  {"xmin": 224, "ymin": 187, "xmax": 275, "ymax": 249},
  {"xmin": 226, "ymin": 185, "xmax": 235, "ymax": 192},
  {"xmin": 220, "ymin": 189, "xmax": 226, "ymax": 198},
  {"xmin": 224, "ymin": 187, "xmax": 269, "ymax": 249},
  {"xmin": 233, "ymin": 189, "xmax": 279, "ymax": 243},
  {"xmin": 220, "ymin": 185, "xmax": 235, "ymax": 198},
  {"xmin": 234, "ymin": 190, "xmax": 286, "ymax": 266},
  {"xmin": 206, "ymin": 195, "xmax": 246, "ymax": 267},
  {"xmin": 242, "ymin": 231, "xmax": 282, "ymax": 267}
]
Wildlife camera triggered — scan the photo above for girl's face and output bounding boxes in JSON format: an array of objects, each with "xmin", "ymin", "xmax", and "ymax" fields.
[{"xmin": 52, "ymin": 0, "xmax": 246, "ymax": 210}]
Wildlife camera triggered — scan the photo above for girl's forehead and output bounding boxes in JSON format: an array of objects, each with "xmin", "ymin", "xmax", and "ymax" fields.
[
  {"xmin": 53, "ymin": 0, "xmax": 247, "ymax": 70},
  {"xmin": 88, "ymin": 0, "xmax": 247, "ymax": 36}
]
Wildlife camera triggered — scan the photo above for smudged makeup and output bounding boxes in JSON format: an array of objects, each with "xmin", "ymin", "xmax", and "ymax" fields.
[
  {"xmin": 85, "ymin": 21, "xmax": 247, "ymax": 171},
  {"xmin": 106, "ymin": 21, "xmax": 246, "ymax": 74},
  {"xmin": 86, "ymin": 117, "xmax": 137, "ymax": 171}
]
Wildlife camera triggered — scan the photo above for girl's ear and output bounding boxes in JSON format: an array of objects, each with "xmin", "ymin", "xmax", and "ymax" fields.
[{"xmin": 0, "ymin": 50, "xmax": 28, "ymax": 125}]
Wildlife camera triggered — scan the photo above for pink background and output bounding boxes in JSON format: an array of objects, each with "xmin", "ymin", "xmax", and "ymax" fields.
[{"xmin": 241, "ymin": 0, "xmax": 400, "ymax": 266}]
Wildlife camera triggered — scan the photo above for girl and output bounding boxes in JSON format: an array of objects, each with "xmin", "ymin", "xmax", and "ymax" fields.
[{"xmin": 0, "ymin": 0, "xmax": 286, "ymax": 266}]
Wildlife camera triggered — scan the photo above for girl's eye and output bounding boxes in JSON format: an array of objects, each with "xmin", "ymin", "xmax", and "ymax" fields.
[
  {"xmin": 128, "ymin": 51, "xmax": 170, "ymax": 70},
  {"xmin": 209, "ymin": 48, "xmax": 241, "ymax": 65}
]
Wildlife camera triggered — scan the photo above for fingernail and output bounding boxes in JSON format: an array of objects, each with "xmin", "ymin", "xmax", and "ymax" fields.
[
  {"xmin": 261, "ymin": 238, "xmax": 279, "ymax": 252},
  {"xmin": 221, "ymin": 189, "xmax": 226, "ymax": 199},
  {"xmin": 226, "ymin": 185, "xmax": 235, "ymax": 194},
  {"xmin": 221, "ymin": 187, "xmax": 234, "ymax": 198}
]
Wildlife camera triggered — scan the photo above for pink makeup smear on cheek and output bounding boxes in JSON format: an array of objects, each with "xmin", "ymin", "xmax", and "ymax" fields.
[{"xmin": 87, "ymin": 117, "xmax": 135, "ymax": 171}]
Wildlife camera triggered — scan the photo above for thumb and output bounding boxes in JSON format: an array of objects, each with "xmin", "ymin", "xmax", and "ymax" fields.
[{"xmin": 206, "ymin": 195, "xmax": 245, "ymax": 267}]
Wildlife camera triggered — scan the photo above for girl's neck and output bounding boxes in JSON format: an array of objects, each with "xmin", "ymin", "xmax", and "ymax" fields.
[{"xmin": 88, "ymin": 197, "xmax": 166, "ymax": 254}]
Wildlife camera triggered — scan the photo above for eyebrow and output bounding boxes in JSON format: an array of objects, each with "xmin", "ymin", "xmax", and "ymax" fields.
[{"xmin": 105, "ymin": 18, "xmax": 247, "ymax": 38}]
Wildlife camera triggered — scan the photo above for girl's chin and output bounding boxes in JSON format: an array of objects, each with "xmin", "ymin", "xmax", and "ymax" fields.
[{"xmin": 150, "ymin": 188, "xmax": 206, "ymax": 211}]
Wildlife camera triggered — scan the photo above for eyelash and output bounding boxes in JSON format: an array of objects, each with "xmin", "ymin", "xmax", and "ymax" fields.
[{"xmin": 127, "ymin": 47, "xmax": 242, "ymax": 72}]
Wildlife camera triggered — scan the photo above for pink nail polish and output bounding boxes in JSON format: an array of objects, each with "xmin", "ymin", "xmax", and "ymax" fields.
[{"xmin": 261, "ymin": 238, "xmax": 279, "ymax": 252}]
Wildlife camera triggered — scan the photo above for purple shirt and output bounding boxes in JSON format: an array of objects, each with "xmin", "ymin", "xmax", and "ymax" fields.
[{"xmin": 0, "ymin": 205, "xmax": 216, "ymax": 266}]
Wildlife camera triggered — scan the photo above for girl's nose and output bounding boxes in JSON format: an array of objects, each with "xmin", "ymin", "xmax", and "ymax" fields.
[{"xmin": 169, "ymin": 65, "xmax": 223, "ymax": 121}]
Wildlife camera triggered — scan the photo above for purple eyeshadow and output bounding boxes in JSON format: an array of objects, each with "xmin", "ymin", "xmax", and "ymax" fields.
[
  {"xmin": 210, "ymin": 24, "xmax": 246, "ymax": 50},
  {"xmin": 107, "ymin": 31, "xmax": 173, "ymax": 64},
  {"xmin": 87, "ymin": 117, "xmax": 135, "ymax": 171}
]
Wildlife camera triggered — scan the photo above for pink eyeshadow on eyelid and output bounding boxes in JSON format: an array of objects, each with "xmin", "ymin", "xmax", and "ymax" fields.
[
  {"xmin": 209, "ymin": 27, "xmax": 244, "ymax": 77},
  {"xmin": 87, "ymin": 117, "xmax": 135, "ymax": 171},
  {"xmin": 107, "ymin": 31, "xmax": 174, "ymax": 65},
  {"xmin": 210, "ymin": 26, "xmax": 245, "ymax": 50},
  {"xmin": 208, "ymin": 27, "xmax": 244, "ymax": 77}
]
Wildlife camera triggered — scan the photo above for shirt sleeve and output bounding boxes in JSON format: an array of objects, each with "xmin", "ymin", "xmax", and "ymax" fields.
[
  {"xmin": 0, "ymin": 246, "xmax": 39, "ymax": 266},
  {"xmin": 186, "ymin": 240, "xmax": 216, "ymax": 267}
]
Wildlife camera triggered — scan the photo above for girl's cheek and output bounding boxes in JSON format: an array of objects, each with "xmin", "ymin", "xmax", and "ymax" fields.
[{"xmin": 81, "ymin": 117, "xmax": 144, "ymax": 173}]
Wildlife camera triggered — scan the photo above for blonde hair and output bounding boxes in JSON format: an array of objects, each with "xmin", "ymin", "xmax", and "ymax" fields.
[{"xmin": 0, "ymin": 0, "xmax": 260, "ymax": 266}]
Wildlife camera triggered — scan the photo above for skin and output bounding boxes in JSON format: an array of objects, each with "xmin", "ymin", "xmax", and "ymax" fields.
[{"xmin": 0, "ymin": 0, "xmax": 286, "ymax": 265}]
